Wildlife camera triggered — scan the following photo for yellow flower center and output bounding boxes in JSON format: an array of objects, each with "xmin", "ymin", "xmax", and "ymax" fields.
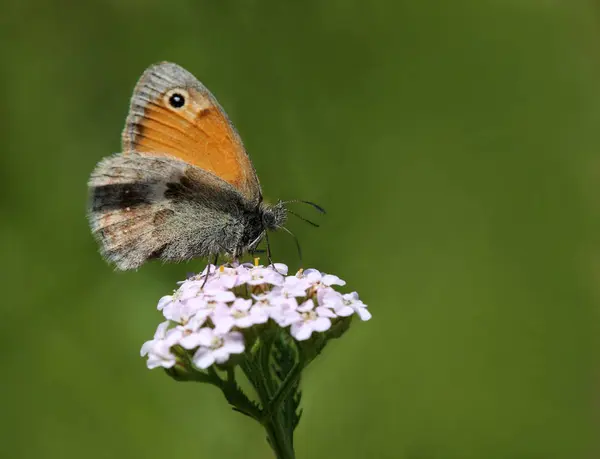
[
  {"xmin": 301, "ymin": 311, "xmax": 317, "ymax": 321},
  {"xmin": 211, "ymin": 336, "xmax": 224, "ymax": 349},
  {"xmin": 233, "ymin": 310, "xmax": 248, "ymax": 319}
]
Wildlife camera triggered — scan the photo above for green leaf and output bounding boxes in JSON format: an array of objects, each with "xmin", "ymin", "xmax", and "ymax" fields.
[{"xmin": 221, "ymin": 377, "xmax": 263, "ymax": 421}]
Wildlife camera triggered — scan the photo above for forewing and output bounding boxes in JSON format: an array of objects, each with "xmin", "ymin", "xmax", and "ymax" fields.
[{"xmin": 121, "ymin": 62, "xmax": 261, "ymax": 204}]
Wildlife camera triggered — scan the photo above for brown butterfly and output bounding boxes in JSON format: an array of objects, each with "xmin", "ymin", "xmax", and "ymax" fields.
[{"xmin": 88, "ymin": 62, "xmax": 321, "ymax": 270}]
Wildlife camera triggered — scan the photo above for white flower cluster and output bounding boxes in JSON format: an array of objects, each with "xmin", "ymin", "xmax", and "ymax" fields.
[{"xmin": 141, "ymin": 263, "xmax": 371, "ymax": 370}]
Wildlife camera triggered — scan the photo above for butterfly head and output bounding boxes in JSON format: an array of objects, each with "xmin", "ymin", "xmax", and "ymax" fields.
[{"xmin": 260, "ymin": 201, "xmax": 287, "ymax": 231}]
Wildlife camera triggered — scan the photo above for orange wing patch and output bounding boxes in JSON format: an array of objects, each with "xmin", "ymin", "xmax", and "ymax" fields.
[{"xmin": 122, "ymin": 62, "xmax": 261, "ymax": 203}]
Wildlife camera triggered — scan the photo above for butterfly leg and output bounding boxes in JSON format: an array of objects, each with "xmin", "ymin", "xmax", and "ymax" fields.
[
  {"xmin": 263, "ymin": 231, "xmax": 273, "ymax": 266},
  {"xmin": 263, "ymin": 231, "xmax": 285, "ymax": 274},
  {"xmin": 201, "ymin": 253, "xmax": 219, "ymax": 289}
]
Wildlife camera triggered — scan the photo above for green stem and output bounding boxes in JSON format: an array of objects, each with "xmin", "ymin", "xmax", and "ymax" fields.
[
  {"xmin": 264, "ymin": 416, "xmax": 295, "ymax": 459},
  {"xmin": 261, "ymin": 361, "xmax": 302, "ymax": 459},
  {"xmin": 260, "ymin": 361, "xmax": 302, "ymax": 425},
  {"xmin": 240, "ymin": 353, "xmax": 296, "ymax": 459}
]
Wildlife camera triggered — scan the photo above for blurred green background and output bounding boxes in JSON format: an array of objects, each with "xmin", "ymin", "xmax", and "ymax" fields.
[{"xmin": 2, "ymin": 1, "xmax": 600, "ymax": 458}]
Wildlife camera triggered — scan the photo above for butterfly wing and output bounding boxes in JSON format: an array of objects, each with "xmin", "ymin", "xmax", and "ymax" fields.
[
  {"xmin": 88, "ymin": 152, "xmax": 254, "ymax": 270},
  {"xmin": 121, "ymin": 62, "xmax": 262, "ymax": 204}
]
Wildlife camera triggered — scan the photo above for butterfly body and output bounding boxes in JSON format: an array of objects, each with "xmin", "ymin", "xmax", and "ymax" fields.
[{"xmin": 88, "ymin": 62, "xmax": 287, "ymax": 270}]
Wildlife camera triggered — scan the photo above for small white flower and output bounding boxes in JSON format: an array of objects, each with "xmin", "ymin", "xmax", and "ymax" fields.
[
  {"xmin": 231, "ymin": 264, "xmax": 252, "ymax": 285},
  {"xmin": 190, "ymin": 329, "xmax": 245, "ymax": 369},
  {"xmin": 144, "ymin": 341, "xmax": 177, "ymax": 369},
  {"xmin": 320, "ymin": 290, "xmax": 354, "ymax": 317},
  {"xmin": 282, "ymin": 275, "xmax": 312, "ymax": 296},
  {"xmin": 267, "ymin": 276, "xmax": 310, "ymax": 313},
  {"xmin": 157, "ymin": 295, "xmax": 176, "ymax": 311},
  {"xmin": 341, "ymin": 292, "xmax": 371, "ymax": 321},
  {"xmin": 271, "ymin": 306, "xmax": 301, "ymax": 327},
  {"xmin": 182, "ymin": 288, "xmax": 236, "ymax": 317},
  {"xmin": 269, "ymin": 263, "xmax": 289, "ymax": 275},
  {"xmin": 178, "ymin": 277, "xmax": 234, "ymax": 298},
  {"xmin": 290, "ymin": 300, "xmax": 333, "ymax": 341},
  {"xmin": 246, "ymin": 267, "xmax": 285, "ymax": 286},
  {"xmin": 140, "ymin": 322, "xmax": 183, "ymax": 369},
  {"xmin": 176, "ymin": 312, "xmax": 211, "ymax": 348},
  {"xmin": 212, "ymin": 298, "xmax": 269, "ymax": 333},
  {"xmin": 140, "ymin": 321, "xmax": 170, "ymax": 356},
  {"xmin": 176, "ymin": 280, "xmax": 204, "ymax": 300},
  {"xmin": 268, "ymin": 292, "xmax": 299, "ymax": 312},
  {"xmin": 157, "ymin": 290, "xmax": 192, "ymax": 322},
  {"xmin": 194, "ymin": 264, "xmax": 236, "ymax": 287},
  {"xmin": 251, "ymin": 294, "xmax": 284, "ymax": 319},
  {"xmin": 161, "ymin": 279, "xmax": 232, "ymax": 322},
  {"xmin": 207, "ymin": 265, "xmax": 243, "ymax": 289},
  {"xmin": 163, "ymin": 299, "xmax": 205, "ymax": 323},
  {"xmin": 302, "ymin": 268, "xmax": 346, "ymax": 287}
]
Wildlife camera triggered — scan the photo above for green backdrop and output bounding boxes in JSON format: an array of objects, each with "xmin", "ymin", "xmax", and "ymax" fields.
[{"xmin": 2, "ymin": 1, "xmax": 599, "ymax": 458}]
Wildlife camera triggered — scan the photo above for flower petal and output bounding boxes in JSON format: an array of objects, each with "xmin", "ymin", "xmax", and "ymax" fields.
[
  {"xmin": 223, "ymin": 332, "xmax": 245, "ymax": 354},
  {"xmin": 212, "ymin": 348, "xmax": 232, "ymax": 364},
  {"xmin": 154, "ymin": 321, "xmax": 171, "ymax": 339},
  {"xmin": 297, "ymin": 299, "xmax": 314, "ymax": 313},
  {"xmin": 291, "ymin": 323, "xmax": 313, "ymax": 341},
  {"xmin": 316, "ymin": 306, "xmax": 336, "ymax": 318},
  {"xmin": 302, "ymin": 269, "xmax": 322, "ymax": 283},
  {"xmin": 140, "ymin": 339, "xmax": 156, "ymax": 357},
  {"xmin": 146, "ymin": 353, "xmax": 176, "ymax": 369},
  {"xmin": 195, "ymin": 328, "xmax": 215, "ymax": 347},
  {"xmin": 318, "ymin": 288, "xmax": 340, "ymax": 307},
  {"xmin": 163, "ymin": 328, "xmax": 183, "ymax": 346},
  {"xmin": 271, "ymin": 263, "xmax": 289, "ymax": 275},
  {"xmin": 179, "ymin": 333, "xmax": 204, "ymax": 349},
  {"xmin": 356, "ymin": 307, "xmax": 372, "ymax": 321},
  {"xmin": 249, "ymin": 307, "xmax": 269, "ymax": 323},
  {"xmin": 185, "ymin": 311, "xmax": 210, "ymax": 331},
  {"xmin": 185, "ymin": 297, "xmax": 208, "ymax": 310},
  {"xmin": 210, "ymin": 290, "xmax": 237, "ymax": 302},
  {"xmin": 213, "ymin": 316, "xmax": 235, "ymax": 334},
  {"xmin": 312, "ymin": 317, "xmax": 332, "ymax": 332},
  {"xmin": 334, "ymin": 305, "xmax": 354, "ymax": 317},
  {"xmin": 322, "ymin": 274, "xmax": 346, "ymax": 286},
  {"xmin": 192, "ymin": 347, "xmax": 215, "ymax": 369},
  {"xmin": 232, "ymin": 298, "xmax": 252, "ymax": 311},
  {"xmin": 157, "ymin": 296, "xmax": 173, "ymax": 311},
  {"xmin": 234, "ymin": 315, "xmax": 254, "ymax": 328}
]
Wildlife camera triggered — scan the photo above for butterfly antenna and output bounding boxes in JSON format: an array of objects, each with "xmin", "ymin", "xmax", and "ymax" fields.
[
  {"xmin": 281, "ymin": 226, "xmax": 303, "ymax": 264},
  {"xmin": 288, "ymin": 209, "xmax": 320, "ymax": 227},
  {"xmin": 283, "ymin": 200, "xmax": 326, "ymax": 214}
]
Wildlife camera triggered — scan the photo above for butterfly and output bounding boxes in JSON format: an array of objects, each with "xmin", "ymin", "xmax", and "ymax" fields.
[{"xmin": 88, "ymin": 62, "xmax": 321, "ymax": 270}]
